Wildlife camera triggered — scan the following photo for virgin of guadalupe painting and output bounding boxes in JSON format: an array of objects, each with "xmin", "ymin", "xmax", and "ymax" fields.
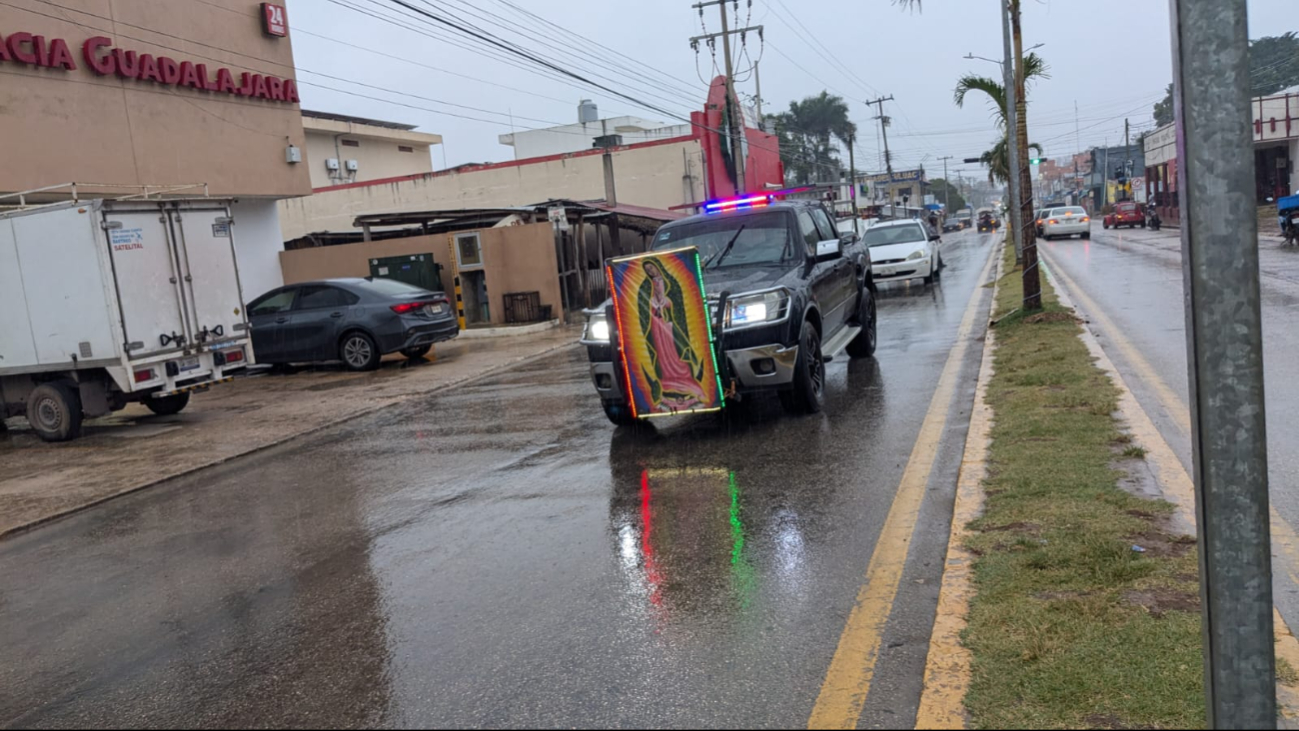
[{"xmin": 606, "ymin": 249, "xmax": 723, "ymax": 417}]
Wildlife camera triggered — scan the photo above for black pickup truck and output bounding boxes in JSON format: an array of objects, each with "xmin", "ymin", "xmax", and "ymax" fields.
[{"xmin": 580, "ymin": 198, "xmax": 878, "ymax": 424}]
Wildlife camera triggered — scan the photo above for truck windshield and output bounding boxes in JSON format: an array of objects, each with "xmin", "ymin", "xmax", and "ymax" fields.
[
  {"xmin": 652, "ymin": 211, "xmax": 794, "ymax": 267},
  {"xmin": 863, "ymin": 224, "xmax": 926, "ymax": 247}
]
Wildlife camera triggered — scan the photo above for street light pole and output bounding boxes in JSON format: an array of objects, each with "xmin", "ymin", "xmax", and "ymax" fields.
[{"xmin": 1171, "ymin": 0, "xmax": 1275, "ymax": 726}]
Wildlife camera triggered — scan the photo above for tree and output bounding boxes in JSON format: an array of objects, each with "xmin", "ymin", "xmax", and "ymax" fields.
[
  {"xmin": 772, "ymin": 92, "xmax": 855, "ymax": 185},
  {"xmin": 928, "ymin": 178, "xmax": 968, "ymax": 212},
  {"xmin": 1250, "ymin": 32, "xmax": 1299, "ymax": 96},
  {"xmin": 1152, "ymin": 33, "xmax": 1299, "ymax": 125},
  {"xmin": 1153, "ymin": 83, "xmax": 1174, "ymax": 127},
  {"xmin": 952, "ymin": 52, "xmax": 1049, "ymax": 185}
]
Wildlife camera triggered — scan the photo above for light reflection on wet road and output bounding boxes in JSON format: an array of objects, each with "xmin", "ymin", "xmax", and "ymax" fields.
[{"xmin": 0, "ymin": 232, "xmax": 996, "ymax": 729}]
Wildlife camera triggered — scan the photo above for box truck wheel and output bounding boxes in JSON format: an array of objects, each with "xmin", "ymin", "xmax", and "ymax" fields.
[
  {"xmin": 27, "ymin": 382, "xmax": 83, "ymax": 442},
  {"xmin": 145, "ymin": 392, "xmax": 191, "ymax": 416}
]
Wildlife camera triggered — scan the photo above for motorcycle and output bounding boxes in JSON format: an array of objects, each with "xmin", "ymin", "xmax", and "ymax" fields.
[
  {"xmin": 1145, "ymin": 203, "xmax": 1162, "ymax": 231},
  {"xmin": 1280, "ymin": 195, "xmax": 1299, "ymax": 246}
]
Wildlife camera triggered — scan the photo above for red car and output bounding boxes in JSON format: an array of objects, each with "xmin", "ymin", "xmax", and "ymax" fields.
[{"xmin": 1103, "ymin": 201, "xmax": 1144, "ymax": 229}]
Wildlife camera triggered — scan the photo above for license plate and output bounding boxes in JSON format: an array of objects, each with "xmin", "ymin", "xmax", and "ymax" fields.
[
  {"xmin": 426, "ymin": 303, "xmax": 449, "ymax": 316},
  {"xmin": 178, "ymin": 356, "xmax": 201, "ymax": 372}
]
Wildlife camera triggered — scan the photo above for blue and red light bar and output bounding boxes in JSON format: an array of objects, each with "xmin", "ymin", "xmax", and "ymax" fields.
[
  {"xmin": 701, "ymin": 186, "xmax": 820, "ymax": 214},
  {"xmin": 703, "ymin": 193, "xmax": 771, "ymax": 214}
]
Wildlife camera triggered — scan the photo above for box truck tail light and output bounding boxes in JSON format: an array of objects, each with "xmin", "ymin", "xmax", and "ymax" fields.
[
  {"xmin": 134, "ymin": 368, "xmax": 155, "ymax": 384},
  {"xmin": 224, "ymin": 349, "xmax": 245, "ymax": 364}
]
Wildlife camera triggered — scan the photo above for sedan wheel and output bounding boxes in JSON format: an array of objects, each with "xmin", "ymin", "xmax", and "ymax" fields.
[{"xmin": 341, "ymin": 332, "xmax": 381, "ymax": 371}]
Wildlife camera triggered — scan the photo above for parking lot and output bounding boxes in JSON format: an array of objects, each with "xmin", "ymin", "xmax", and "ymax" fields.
[{"xmin": 0, "ymin": 326, "xmax": 576, "ymax": 537}]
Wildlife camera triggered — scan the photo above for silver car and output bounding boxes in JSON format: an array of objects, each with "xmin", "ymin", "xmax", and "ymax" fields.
[{"xmin": 1041, "ymin": 206, "xmax": 1092, "ymax": 240}]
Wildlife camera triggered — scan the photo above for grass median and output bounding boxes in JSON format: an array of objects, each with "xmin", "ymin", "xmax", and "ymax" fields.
[{"xmin": 962, "ymin": 240, "xmax": 1204, "ymax": 729}]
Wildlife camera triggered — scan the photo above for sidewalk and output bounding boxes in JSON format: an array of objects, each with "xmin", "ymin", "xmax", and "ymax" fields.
[{"xmin": 0, "ymin": 326, "xmax": 580, "ymax": 537}]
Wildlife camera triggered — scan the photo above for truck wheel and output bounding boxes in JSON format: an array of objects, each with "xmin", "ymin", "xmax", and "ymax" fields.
[
  {"xmin": 26, "ymin": 381, "xmax": 83, "ymax": 442},
  {"xmin": 340, "ymin": 331, "xmax": 381, "ymax": 371},
  {"xmin": 846, "ymin": 287, "xmax": 878, "ymax": 359},
  {"xmin": 602, "ymin": 401, "xmax": 639, "ymax": 426},
  {"xmin": 780, "ymin": 322, "xmax": 825, "ymax": 415},
  {"xmin": 145, "ymin": 392, "xmax": 191, "ymax": 416},
  {"xmin": 401, "ymin": 345, "xmax": 433, "ymax": 360}
]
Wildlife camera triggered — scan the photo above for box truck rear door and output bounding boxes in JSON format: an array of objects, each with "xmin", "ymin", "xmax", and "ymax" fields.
[
  {"xmin": 169, "ymin": 204, "xmax": 249, "ymax": 349},
  {"xmin": 103, "ymin": 206, "xmax": 190, "ymax": 358}
]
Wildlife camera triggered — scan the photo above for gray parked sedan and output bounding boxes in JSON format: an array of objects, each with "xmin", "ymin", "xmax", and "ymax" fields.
[{"xmin": 247, "ymin": 278, "xmax": 459, "ymax": 371}]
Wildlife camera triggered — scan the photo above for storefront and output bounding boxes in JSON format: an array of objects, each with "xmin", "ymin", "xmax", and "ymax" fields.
[{"xmin": 0, "ymin": 0, "xmax": 311, "ymax": 297}]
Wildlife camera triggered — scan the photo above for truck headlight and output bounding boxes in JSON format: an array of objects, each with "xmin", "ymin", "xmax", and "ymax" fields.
[
  {"xmin": 726, "ymin": 289, "xmax": 790, "ymax": 328},
  {"xmin": 582, "ymin": 311, "xmax": 610, "ymax": 343},
  {"xmin": 906, "ymin": 249, "xmax": 926, "ymax": 260}
]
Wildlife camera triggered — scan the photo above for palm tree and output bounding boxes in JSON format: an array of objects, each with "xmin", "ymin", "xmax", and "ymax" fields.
[
  {"xmin": 773, "ymin": 92, "xmax": 855, "ymax": 185},
  {"xmin": 977, "ymin": 137, "xmax": 1044, "ymax": 185},
  {"xmin": 953, "ymin": 53, "xmax": 1049, "ymax": 185}
]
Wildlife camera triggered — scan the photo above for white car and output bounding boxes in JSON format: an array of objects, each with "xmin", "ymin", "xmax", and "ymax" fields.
[
  {"xmin": 1041, "ymin": 206, "xmax": 1092, "ymax": 240},
  {"xmin": 863, "ymin": 219, "xmax": 943, "ymax": 285}
]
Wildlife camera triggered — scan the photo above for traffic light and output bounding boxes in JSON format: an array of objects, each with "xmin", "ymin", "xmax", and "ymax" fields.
[
  {"xmin": 963, "ymin": 157, "xmax": 981, "ymax": 164},
  {"xmin": 1030, "ymin": 157, "xmax": 1043, "ymax": 165}
]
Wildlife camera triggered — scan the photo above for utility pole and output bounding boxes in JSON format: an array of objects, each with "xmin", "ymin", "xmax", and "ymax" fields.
[
  {"xmin": 1171, "ymin": 0, "xmax": 1275, "ymax": 726},
  {"xmin": 1000, "ymin": 3, "xmax": 1023, "ymax": 265},
  {"xmin": 939, "ymin": 155, "xmax": 953, "ymax": 210},
  {"xmin": 866, "ymin": 94, "xmax": 894, "ymax": 210},
  {"xmin": 848, "ymin": 134, "xmax": 859, "ymax": 219},
  {"xmin": 753, "ymin": 58, "xmax": 764, "ymax": 131},
  {"xmin": 691, "ymin": 3, "xmax": 757, "ymax": 194}
]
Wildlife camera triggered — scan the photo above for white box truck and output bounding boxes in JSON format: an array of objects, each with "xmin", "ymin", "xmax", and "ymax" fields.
[{"xmin": 0, "ymin": 198, "xmax": 254, "ymax": 441}]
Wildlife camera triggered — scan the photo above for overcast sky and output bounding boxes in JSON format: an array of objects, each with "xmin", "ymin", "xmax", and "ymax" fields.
[{"xmin": 287, "ymin": 0, "xmax": 1292, "ymax": 179}]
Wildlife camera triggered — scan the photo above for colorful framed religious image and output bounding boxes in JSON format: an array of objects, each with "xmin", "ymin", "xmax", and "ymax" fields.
[{"xmin": 605, "ymin": 248, "xmax": 725, "ymax": 418}]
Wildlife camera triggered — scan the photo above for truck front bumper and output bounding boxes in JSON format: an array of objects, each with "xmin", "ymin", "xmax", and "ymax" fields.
[{"xmin": 589, "ymin": 341, "xmax": 800, "ymax": 405}]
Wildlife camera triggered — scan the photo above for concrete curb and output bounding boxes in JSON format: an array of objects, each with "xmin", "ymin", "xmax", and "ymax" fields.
[
  {"xmin": 456, "ymin": 319, "xmax": 561, "ymax": 339},
  {"xmin": 914, "ymin": 233, "xmax": 1003, "ymax": 730},
  {"xmin": 0, "ymin": 339, "xmax": 581, "ymax": 541}
]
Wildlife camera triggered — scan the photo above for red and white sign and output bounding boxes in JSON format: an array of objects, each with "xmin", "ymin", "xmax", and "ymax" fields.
[{"xmin": 262, "ymin": 3, "xmax": 288, "ymax": 38}]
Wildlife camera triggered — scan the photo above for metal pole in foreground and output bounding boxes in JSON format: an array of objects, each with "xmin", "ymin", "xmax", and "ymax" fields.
[
  {"xmin": 1001, "ymin": 0, "xmax": 1022, "ymax": 264},
  {"xmin": 1170, "ymin": 0, "xmax": 1275, "ymax": 727}
]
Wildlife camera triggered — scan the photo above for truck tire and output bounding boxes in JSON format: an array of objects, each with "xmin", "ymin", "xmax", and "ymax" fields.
[
  {"xmin": 26, "ymin": 381, "xmax": 83, "ymax": 442},
  {"xmin": 145, "ymin": 392, "xmax": 191, "ymax": 416},
  {"xmin": 846, "ymin": 286, "xmax": 878, "ymax": 359},
  {"xmin": 401, "ymin": 345, "xmax": 432, "ymax": 360},
  {"xmin": 603, "ymin": 401, "xmax": 639, "ymax": 426},
  {"xmin": 340, "ymin": 331, "xmax": 381, "ymax": 371},
  {"xmin": 780, "ymin": 321, "xmax": 825, "ymax": 415}
]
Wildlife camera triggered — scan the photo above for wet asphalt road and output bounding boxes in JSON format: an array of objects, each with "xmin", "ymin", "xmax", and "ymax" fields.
[
  {"xmin": 1040, "ymin": 229, "xmax": 1299, "ymax": 639},
  {"xmin": 0, "ymin": 231, "xmax": 996, "ymax": 729}
]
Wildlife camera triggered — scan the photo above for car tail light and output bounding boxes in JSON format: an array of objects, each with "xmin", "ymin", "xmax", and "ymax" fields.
[
  {"xmin": 1082, "ymin": 217, "xmax": 1090, "ymax": 222},
  {"xmin": 1049, "ymin": 219, "xmax": 1059, "ymax": 224},
  {"xmin": 392, "ymin": 297, "xmax": 449, "ymax": 315},
  {"xmin": 134, "ymin": 368, "xmax": 155, "ymax": 383}
]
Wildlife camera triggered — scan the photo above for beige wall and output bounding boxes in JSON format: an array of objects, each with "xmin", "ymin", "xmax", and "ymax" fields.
[
  {"xmin": 304, "ymin": 132, "xmax": 434, "ymax": 189},
  {"xmin": 0, "ymin": 0, "xmax": 309, "ymax": 197},
  {"xmin": 279, "ymin": 223, "xmax": 563, "ymax": 325},
  {"xmin": 302, "ymin": 119, "xmax": 440, "ymax": 189},
  {"xmin": 280, "ymin": 138, "xmax": 705, "ymax": 239}
]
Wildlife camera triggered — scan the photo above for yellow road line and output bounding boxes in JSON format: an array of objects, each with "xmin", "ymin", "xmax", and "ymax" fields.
[
  {"xmin": 808, "ymin": 240, "xmax": 998, "ymax": 730},
  {"xmin": 913, "ymin": 246, "xmax": 1002, "ymax": 730},
  {"xmin": 1043, "ymin": 247, "xmax": 1299, "ymax": 716}
]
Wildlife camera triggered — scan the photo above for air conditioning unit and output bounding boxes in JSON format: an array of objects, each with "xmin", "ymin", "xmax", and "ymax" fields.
[
  {"xmin": 345, "ymin": 159, "xmax": 360, "ymax": 172},
  {"xmin": 324, "ymin": 158, "xmax": 340, "ymax": 171}
]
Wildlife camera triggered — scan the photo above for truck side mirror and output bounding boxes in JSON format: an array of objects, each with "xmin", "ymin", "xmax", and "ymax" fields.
[{"xmin": 814, "ymin": 239, "xmax": 842, "ymax": 262}]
